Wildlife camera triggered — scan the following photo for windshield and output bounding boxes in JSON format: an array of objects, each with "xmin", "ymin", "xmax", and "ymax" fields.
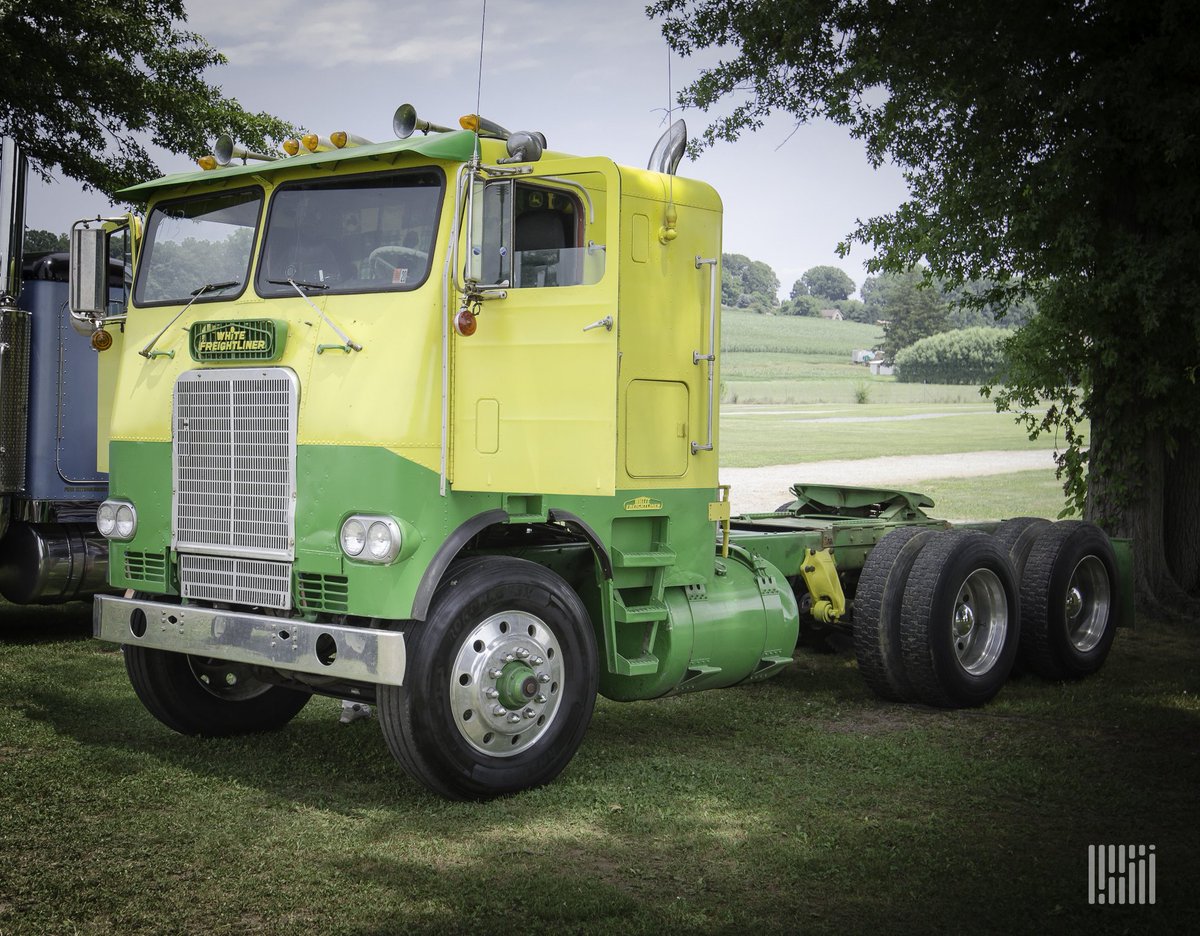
[
  {"xmin": 255, "ymin": 168, "xmax": 444, "ymax": 297},
  {"xmin": 133, "ymin": 188, "xmax": 261, "ymax": 306},
  {"xmin": 256, "ymin": 168, "xmax": 446, "ymax": 296}
]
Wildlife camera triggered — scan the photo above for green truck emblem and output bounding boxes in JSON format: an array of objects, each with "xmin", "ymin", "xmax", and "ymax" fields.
[{"xmin": 190, "ymin": 319, "xmax": 286, "ymax": 362}]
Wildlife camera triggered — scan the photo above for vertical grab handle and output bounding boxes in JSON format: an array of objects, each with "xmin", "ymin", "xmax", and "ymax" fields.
[{"xmin": 692, "ymin": 255, "xmax": 718, "ymax": 454}]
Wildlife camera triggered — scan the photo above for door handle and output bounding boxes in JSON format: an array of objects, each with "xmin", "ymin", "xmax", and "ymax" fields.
[{"xmin": 582, "ymin": 315, "xmax": 613, "ymax": 333}]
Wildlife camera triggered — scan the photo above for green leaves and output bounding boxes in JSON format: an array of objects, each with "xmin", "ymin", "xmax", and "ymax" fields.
[{"xmin": 0, "ymin": 0, "xmax": 295, "ymax": 196}]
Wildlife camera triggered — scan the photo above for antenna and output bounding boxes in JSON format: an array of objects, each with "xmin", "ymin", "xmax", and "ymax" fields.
[{"xmin": 473, "ymin": 0, "xmax": 488, "ymax": 163}]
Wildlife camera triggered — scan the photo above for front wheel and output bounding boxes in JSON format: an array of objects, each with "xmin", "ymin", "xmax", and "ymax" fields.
[
  {"xmin": 378, "ymin": 557, "xmax": 598, "ymax": 800},
  {"xmin": 124, "ymin": 646, "xmax": 311, "ymax": 736}
]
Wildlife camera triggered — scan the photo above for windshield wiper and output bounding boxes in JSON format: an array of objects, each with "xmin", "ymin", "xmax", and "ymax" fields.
[
  {"xmin": 272, "ymin": 277, "xmax": 362, "ymax": 354},
  {"xmin": 140, "ymin": 280, "xmax": 241, "ymax": 359},
  {"xmin": 191, "ymin": 280, "xmax": 240, "ymax": 296},
  {"xmin": 268, "ymin": 278, "xmax": 328, "ymax": 291}
]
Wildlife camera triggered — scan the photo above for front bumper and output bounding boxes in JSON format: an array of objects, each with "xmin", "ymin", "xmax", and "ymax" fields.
[{"xmin": 93, "ymin": 594, "xmax": 406, "ymax": 686}]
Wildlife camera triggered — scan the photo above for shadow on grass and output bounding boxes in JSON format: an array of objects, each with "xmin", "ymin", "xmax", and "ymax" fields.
[
  {"xmin": 0, "ymin": 599, "xmax": 92, "ymax": 644},
  {"xmin": 2, "ymin": 613, "xmax": 1197, "ymax": 933}
]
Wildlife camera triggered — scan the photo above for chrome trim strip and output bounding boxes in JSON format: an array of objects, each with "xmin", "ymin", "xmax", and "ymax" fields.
[{"xmin": 93, "ymin": 594, "xmax": 406, "ymax": 686}]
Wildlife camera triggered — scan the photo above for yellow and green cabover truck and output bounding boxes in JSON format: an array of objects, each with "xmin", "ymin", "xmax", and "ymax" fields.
[{"xmin": 76, "ymin": 110, "xmax": 1130, "ymax": 799}]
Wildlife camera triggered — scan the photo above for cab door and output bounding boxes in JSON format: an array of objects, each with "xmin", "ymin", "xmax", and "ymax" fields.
[{"xmin": 451, "ymin": 158, "xmax": 619, "ymax": 498}]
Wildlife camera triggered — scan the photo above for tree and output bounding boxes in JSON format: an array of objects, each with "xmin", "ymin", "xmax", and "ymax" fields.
[
  {"xmin": 800, "ymin": 265, "xmax": 856, "ymax": 302},
  {"xmin": 722, "ymin": 252, "xmax": 780, "ymax": 312},
  {"xmin": 863, "ymin": 268, "xmax": 952, "ymax": 362},
  {"xmin": 652, "ymin": 0, "xmax": 1200, "ymax": 603},
  {"xmin": 0, "ymin": 1, "xmax": 293, "ymax": 196},
  {"xmin": 24, "ymin": 229, "xmax": 69, "ymax": 253}
]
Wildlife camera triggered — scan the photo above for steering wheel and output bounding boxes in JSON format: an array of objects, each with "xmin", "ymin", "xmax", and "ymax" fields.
[{"xmin": 368, "ymin": 245, "xmax": 429, "ymax": 280}]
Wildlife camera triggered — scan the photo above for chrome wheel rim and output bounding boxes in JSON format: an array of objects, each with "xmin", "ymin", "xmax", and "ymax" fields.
[
  {"xmin": 450, "ymin": 610, "xmax": 564, "ymax": 758},
  {"xmin": 950, "ymin": 569, "xmax": 1008, "ymax": 676},
  {"xmin": 1065, "ymin": 555, "xmax": 1111, "ymax": 652},
  {"xmin": 187, "ymin": 656, "xmax": 274, "ymax": 701}
]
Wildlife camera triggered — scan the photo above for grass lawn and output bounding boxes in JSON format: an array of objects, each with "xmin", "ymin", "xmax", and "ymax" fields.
[
  {"xmin": 2, "ymin": 603, "xmax": 1196, "ymax": 934},
  {"xmin": 719, "ymin": 403, "xmax": 1070, "ymax": 468}
]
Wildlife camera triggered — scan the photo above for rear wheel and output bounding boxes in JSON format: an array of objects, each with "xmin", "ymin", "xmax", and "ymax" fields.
[
  {"xmin": 378, "ymin": 556, "xmax": 598, "ymax": 800},
  {"xmin": 124, "ymin": 646, "xmax": 311, "ymax": 736},
  {"xmin": 852, "ymin": 526, "xmax": 937, "ymax": 702},
  {"xmin": 899, "ymin": 531, "xmax": 1020, "ymax": 707},
  {"xmin": 1019, "ymin": 521, "xmax": 1118, "ymax": 679},
  {"xmin": 992, "ymin": 517, "xmax": 1051, "ymax": 574}
]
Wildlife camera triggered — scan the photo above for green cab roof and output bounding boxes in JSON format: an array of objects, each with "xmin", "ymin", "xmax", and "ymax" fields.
[{"xmin": 117, "ymin": 130, "xmax": 480, "ymax": 199}]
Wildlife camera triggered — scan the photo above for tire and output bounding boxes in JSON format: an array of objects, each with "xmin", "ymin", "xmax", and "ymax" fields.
[
  {"xmin": 123, "ymin": 646, "xmax": 311, "ymax": 736},
  {"xmin": 993, "ymin": 517, "xmax": 1052, "ymax": 570},
  {"xmin": 378, "ymin": 556, "xmax": 598, "ymax": 800},
  {"xmin": 852, "ymin": 526, "xmax": 937, "ymax": 702},
  {"xmin": 899, "ymin": 530, "xmax": 1020, "ymax": 707},
  {"xmin": 1019, "ymin": 521, "xmax": 1119, "ymax": 679}
]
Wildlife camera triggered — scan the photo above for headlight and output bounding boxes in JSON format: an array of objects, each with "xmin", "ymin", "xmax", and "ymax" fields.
[
  {"xmin": 340, "ymin": 515, "xmax": 402, "ymax": 563},
  {"xmin": 97, "ymin": 499, "xmax": 136, "ymax": 540},
  {"xmin": 340, "ymin": 518, "xmax": 367, "ymax": 557},
  {"xmin": 115, "ymin": 505, "xmax": 135, "ymax": 538},
  {"xmin": 97, "ymin": 502, "xmax": 117, "ymax": 537}
]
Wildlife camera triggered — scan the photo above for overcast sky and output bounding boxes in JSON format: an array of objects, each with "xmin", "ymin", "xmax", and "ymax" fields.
[{"xmin": 24, "ymin": 0, "xmax": 909, "ymax": 299}]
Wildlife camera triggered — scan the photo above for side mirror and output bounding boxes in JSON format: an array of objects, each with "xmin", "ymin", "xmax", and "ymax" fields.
[{"xmin": 69, "ymin": 226, "xmax": 108, "ymax": 316}]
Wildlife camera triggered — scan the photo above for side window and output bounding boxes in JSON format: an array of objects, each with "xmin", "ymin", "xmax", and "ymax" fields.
[
  {"xmin": 513, "ymin": 184, "xmax": 580, "ymax": 288},
  {"xmin": 472, "ymin": 179, "xmax": 605, "ymax": 289}
]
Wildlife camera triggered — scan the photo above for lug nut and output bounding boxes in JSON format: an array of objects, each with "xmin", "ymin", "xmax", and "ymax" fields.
[
  {"xmin": 531, "ymin": 656, "xmax": 544, "ymax": 665},
  {"xmin": 504, "ymin": 653, "xmax": 516, "ymax": 663},
  {"xmin": 523, "ymin": 707, "xmax": 536, "ymax": 719},
  {"xmin": 534, "ymin": 693, "xmax": 547, "ymax": 704},
  {"xmin": 507, "ymin": 713, "xmax": 522, "ymax": 724},
  {"xmin": 488, "ymin": 668, "xmax": 503, "ymax": 679},
  {"xmin": 485, "ymin": 688, "xmax": 499, "ymax": 700},
  {"xmin": 538, "ymin": 673, "xmax": 551, "ymax": 684},
  {"xmin": 515, "ymin": 648, "xmax": 530, "ymax": 659},
  {"xmin": 492, "ymin": 705, "xmax": 507, "ymax": 716}
]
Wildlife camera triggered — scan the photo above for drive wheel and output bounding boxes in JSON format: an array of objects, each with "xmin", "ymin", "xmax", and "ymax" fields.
[
  {"xmin": 899, "ymin": 530, "xmax": 1020, "ymax": 707},
  {"xmin": 1019, "ymin": 521, "xmax": 1119, "ymax": 679},
  {"xmin": 993, "ymin": 517, "xmax": 1051, "ymax": 574},
  {"xmin": 378, "ymin": 556, "xmax": 598, "ymax": 800},
  {"xmin": 852, "ymin": 526, "xmax": 937, "ymax": 702},
  {"xmin": 123, "ymin": 646, "xmax": 311, "ymax": 736}
]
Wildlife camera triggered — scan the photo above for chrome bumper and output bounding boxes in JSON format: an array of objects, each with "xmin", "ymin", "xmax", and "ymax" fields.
[{"xmin": 93, "ymin": 594, "xmax": 406, "ymax": 686}]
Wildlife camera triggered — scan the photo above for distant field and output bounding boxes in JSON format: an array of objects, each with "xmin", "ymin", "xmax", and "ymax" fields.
[
  {"xmin": 715, "ymin": 309, "xmax": 1082, "ymax": 518},
  {"xmin": 720, "ymin": 309, "xmax": 987, "ymax": 404},
  {"xmin": 721, "ymin": 309, "xmax": 884, "ymax": 356}
]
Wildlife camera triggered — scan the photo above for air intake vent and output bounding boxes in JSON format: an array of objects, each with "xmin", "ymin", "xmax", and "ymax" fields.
[
  {"xmin": 296, "ymin": 572, "xmax": 350, "ymax": 614},
  {"xmin": 124, "ymin": 550, "xmax": 168, "ymax": 590}
]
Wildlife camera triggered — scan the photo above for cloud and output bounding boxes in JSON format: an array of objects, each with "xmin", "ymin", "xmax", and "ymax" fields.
[{"xmin": 186, "ymin": 0, "xmax": 661, "ymax": 75}]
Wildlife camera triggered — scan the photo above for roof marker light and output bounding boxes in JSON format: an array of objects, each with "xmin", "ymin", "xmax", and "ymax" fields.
[{"xmin": 330, "ymin": 131, "xmax": 372, "ymax": 149}]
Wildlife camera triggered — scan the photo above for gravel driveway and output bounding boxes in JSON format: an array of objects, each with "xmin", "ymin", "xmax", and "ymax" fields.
[{"xmin": 721, "ymin": 449, "xmax": 1058, "ymax": 514}]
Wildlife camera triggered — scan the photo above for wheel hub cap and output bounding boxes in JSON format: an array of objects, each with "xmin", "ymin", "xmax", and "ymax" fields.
[
  {"xmin": 450, "ymin": 610, "xmax": 564, "ymax": 757},
  {"xmin": 1065, "ymin": 556, "xmax": 1111, "ymax": 652},
  {"xmin": 950, "ymin": 569, "xmax": 1008, "ymax": 677}
]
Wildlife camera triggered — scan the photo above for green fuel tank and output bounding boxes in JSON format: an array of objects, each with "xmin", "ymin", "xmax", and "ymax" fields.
[{"xmin": 600, "ymin": 545, "xmax": 800, "ymax": 702}]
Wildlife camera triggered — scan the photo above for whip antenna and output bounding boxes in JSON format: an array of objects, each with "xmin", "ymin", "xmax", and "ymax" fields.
[{"xmin": 473, "ymin": 0, "xmax": 488, "ymax": 162}]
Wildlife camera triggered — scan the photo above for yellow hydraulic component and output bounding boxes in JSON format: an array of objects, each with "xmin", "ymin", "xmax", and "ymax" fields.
[
  {"xmin": 709, "ymin": 484, "xmax": 731, "ymax": 558},
  {"xmin": 798, "ymin": 548, "xmax": 846, "ymax": 624}
]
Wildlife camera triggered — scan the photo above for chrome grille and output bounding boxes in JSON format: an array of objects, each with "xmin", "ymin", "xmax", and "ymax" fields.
[
  {"xmin": 179, "ymin": 554, "xmax": 292, "ymax": 610},
  {"xmin": 173, "ymin": 367, "xmax": 297, "ymax": 561}
]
